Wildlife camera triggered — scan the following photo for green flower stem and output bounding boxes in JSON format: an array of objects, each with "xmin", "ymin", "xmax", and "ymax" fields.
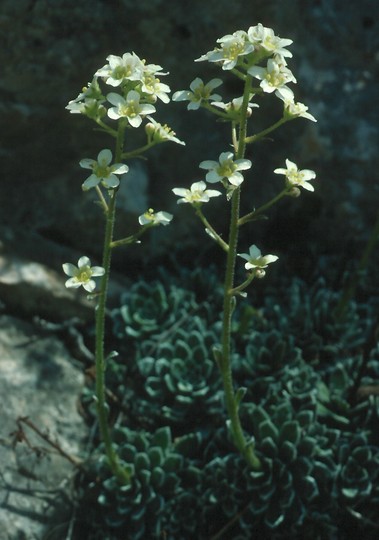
[
  {"xmin": 95, "ymin": 119, "xmax": 118, "ymax": 138},
  {"xmin": 94, "ymin": 120, "xmax": 131, "ymax": 485},
  {"xmin": 230, "ymin": 271, "xmax": 256, "ymax": 296},
  {"xmin": 202, "ymin": 102, "xmax": 231, "ymax": 121},
  {"xmin": 230, "ymin": 67, "xmax": 247, "ymax": 81},
  {"xmin": 219, "ymin": 74, "xmax": 261, "ymax": 470},
  {"xmin": 110, "ymin": 224, "xmax": 154, "ymax": 249},
  {"xmin": 239, "ymin": 188, "xmax": 288, "ymax": 226},
  {"xmin": 122, "ymin": 141, "xmax": 155, "ymax": 160},
  {"xmin": 195, "ymin": 206, "xmax": 229, "ymax": 252},
  {"xmin": 95, "ymin": 185, "xmax": 109, "ymax": 213},
  {"xmin": 245, "ymin": 117, "xmax": 287, "ymax": 144}
]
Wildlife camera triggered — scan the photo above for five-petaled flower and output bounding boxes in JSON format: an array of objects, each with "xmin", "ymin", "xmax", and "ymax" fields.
[
  {"xmin": 140, "ymin": 71, "xmax": 171, "ymax": 103},
  {"xmin": 173, "ymin": 181, "xmax": 222, "ymax": 204},
  {"xmin": 199, "ymin": 152, "xmax": 252, "ymax": 186},
  {"xmin": 173, "ymin": 78, "xmax": 222, "ymax": 110},
  {"xmin": 276, "ymin": 88, "xmax": 317, "ymax": 122},
  {"xmin": 96, "ymin": 52, "xmax": 144, "ymax": 86},
  {"xmin": 238, "ymin": 244, "xmax": 278, "ymax": 271},
  {"xmin": 247, "ymin": 24, "xmax": 293, "ymax": 59},
  {"xmin": 79, "ymin": 149, "xmax": 129, "ymax": 191},
  {"xmin": 63, "ymin": 256, "xmax": 105, "ymax": 292},
  {"xmin": 274, "ymin": 159, "xmax": 316, "ymax": 191},
  {"xmin": 248, "ymin": 58, "xmax": 296, "ymax": 97},
  {"xmin": 212, "ymin": 95, "xmax": 259, "ymax": 118},
  {"xmin": 196, "ymin": 30, "xmax": 254, "ymax": 70},
  {"xmin": 107, "ymin": 90, "xmax": 156, "ymax": 127},
  {"xmin": 138, "ymin": 208, "xmax": 173, "ymax": 226}
]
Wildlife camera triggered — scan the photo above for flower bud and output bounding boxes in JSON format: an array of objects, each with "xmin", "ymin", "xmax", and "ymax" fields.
[
  {"xmin": 288, "ymin": 186, "xmax": 301, "ymax": 198},
  {"xmin": 145, "ymin": 122, "xmax": 156, "ymax": 137}
]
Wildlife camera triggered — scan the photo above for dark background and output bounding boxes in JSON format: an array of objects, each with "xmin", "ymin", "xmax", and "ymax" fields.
[{"xmin": 0, "ymin": 0, "xmax": 378, "ymax": 288}]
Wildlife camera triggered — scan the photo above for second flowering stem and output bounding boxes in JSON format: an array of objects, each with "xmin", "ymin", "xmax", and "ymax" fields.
[{"xmin": 218, "ymin": 75, "xmax": 261, "ymax": 470}]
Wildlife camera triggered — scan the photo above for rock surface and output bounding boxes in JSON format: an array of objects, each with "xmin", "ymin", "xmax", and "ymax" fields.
[
  {"xmin": 0, "ymin": 314, "xmax": 86, "ymax": 540},
  {"xmin": 0, "ymin": 229, "xmax": 131, "ymax": 539}
]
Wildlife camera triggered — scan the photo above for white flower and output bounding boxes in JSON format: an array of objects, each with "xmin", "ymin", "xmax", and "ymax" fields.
[
  {"xmin": 212, "ymin": 95, "xmax": 259, "ymax": 117},
  {"xmin": 66, "ymin": 78, "xmax": 105, "ymax": 116},
  {"xmin": 143, "ymin": 62, "xmax": 167, "ymax": 77},
  {"xmin": 62, "ymin": 256, "xmax": 105, "ymax": 293},
  {"xmin": 79, "ymin": 149, "xmax": 129, "ymax": 190},
  {"xmin": 248, "ymin": 58, "xmax": 296, "ymax": 95},
  {"xmin": 107, "ymin": 90, "xmax": 156, "ymax": 127},
  {"xmin": 288, "ymin": 101, "xmax": 316, "ymax": 122},
  {"xmin": 274, "ymin": 159, "xmax": 316, "ymax": 191},
  {"xmin": 66, "ymin": 98, "xmax": 98, "ymax": 115},
  {"xmin": 195, "ymin": 30, "xmax": 254, "ymax": 70},
  {"xmin": 138, "ymin": 208, "xmax": 173, "ymax": 226},
  {"xmin": 276, "ymin": 88, "xmax": 317, "ymax": 122},
  {"xmin": 173, "ymin": 181, "xmax": 222, "ymax": 204},
  {"xmin": 96, "ymin": 52, "xmax": 144, "ymax": 86},
  {"xmin": 199, "ymin": 152, "xmax": 252, "ymax": 186},
  {"xmin": 140, "ymin": 72, "xmax": 171, "ymax": 103},
  {"xmin": 247, "ymin": 24, "xmax": 293, "ymax": 58},
  {"xmin": 238, "ymin": 244, "xmax": 278, "ymax": 271},
  {"xmin": 145, "ymin": 117, "xmax": 185, "ymax": 145},
  {"xmin": 173, "ymin": 78, "xmax": 223, "ymax": 110}
]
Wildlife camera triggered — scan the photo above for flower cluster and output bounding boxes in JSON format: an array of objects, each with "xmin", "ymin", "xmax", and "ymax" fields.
[
  {"xmin": 195, "ymin": 24, "xmax": 293, "ymax": 70},
  {"xmin": 174, "ymin": 23, "xmax": 316, "ymax": 123},
  {"xmin": 170, "ymin": 24, "xmax": 318, "ymax": 283},
  {"xmin": 64, "ymin": 51, "xmax": 179, "ymax": 295},
  {"xmin": 66, "ymin": 51, "xmax": 184, "ymax": 138}
]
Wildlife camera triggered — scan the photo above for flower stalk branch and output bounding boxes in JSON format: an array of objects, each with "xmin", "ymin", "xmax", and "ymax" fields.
[
  {"xmin": 245, "ymin": 117, "xmax": 287, "ymax": 144},
  {"xmin": 195, "ymin": 206, "xmax": 229, "ymax": 252},
  {"xmin": 239, "ymin": 188, "xmax": 288, "ymax": 225}
]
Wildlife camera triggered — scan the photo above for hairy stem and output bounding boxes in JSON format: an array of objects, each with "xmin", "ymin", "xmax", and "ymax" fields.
[
  {"xmin": 219, "ymin": 75, "xmax": 261, "ymax": 470},
  {"xmin": 94, "ymin": 121, "xmax": 131, "ymax": 484}
]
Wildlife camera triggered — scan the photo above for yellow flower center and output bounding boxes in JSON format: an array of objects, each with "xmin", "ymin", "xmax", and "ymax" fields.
[
  {"xmin": 120, "ymin": 102, "xmax": 138, "ymax": 118},
  {"xmin": 112, "ymin": 65, "xmax": 133, "ymax": 80},
  {"xmin": 218, "ymin": 161, "xmax": 236, "ymax": 178},
  {"xmin": 95, "ymin": 164, "xmax": 111, "ymax": 178},
  {"xmin": 76, "ymin": 267, "xmax": 91, "ymax": 283},
  {"xmin": 223, "ymin": 41, "xmax": 244, "ymax": 60}
]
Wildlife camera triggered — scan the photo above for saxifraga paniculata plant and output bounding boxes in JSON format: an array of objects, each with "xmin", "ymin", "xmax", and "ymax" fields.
[
  {"xmin": 64, "ymin": 22, "xmax": 318, "ymax": 479},
  {"xmin": 64, "ymin": 52, "xmax": 184, "ymax": 483},
  {"xmin": 59, "ymin": 22, "xmax": 379, "ymax": 540},
  {"xmin": 171, "ymin": 23, "xmax": 317, "ymax": 468}
]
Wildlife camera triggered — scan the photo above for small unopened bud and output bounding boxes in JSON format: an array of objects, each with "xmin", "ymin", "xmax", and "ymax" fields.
[
  {"xmin": 145, "ymin": 123, "xmax": 155, "ymax": 136},
  {"xmin": 288, "ymin": 186, "xmax": 301, "ymax": 198},
  {"xmin": 256, "ymin": 269, "xmax": 266, "ymax": 279}
]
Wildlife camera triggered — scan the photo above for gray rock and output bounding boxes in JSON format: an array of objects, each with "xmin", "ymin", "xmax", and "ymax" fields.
[{"xmin": 0, "ymin": 314, "xmax": 87, "ymax": 540}]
